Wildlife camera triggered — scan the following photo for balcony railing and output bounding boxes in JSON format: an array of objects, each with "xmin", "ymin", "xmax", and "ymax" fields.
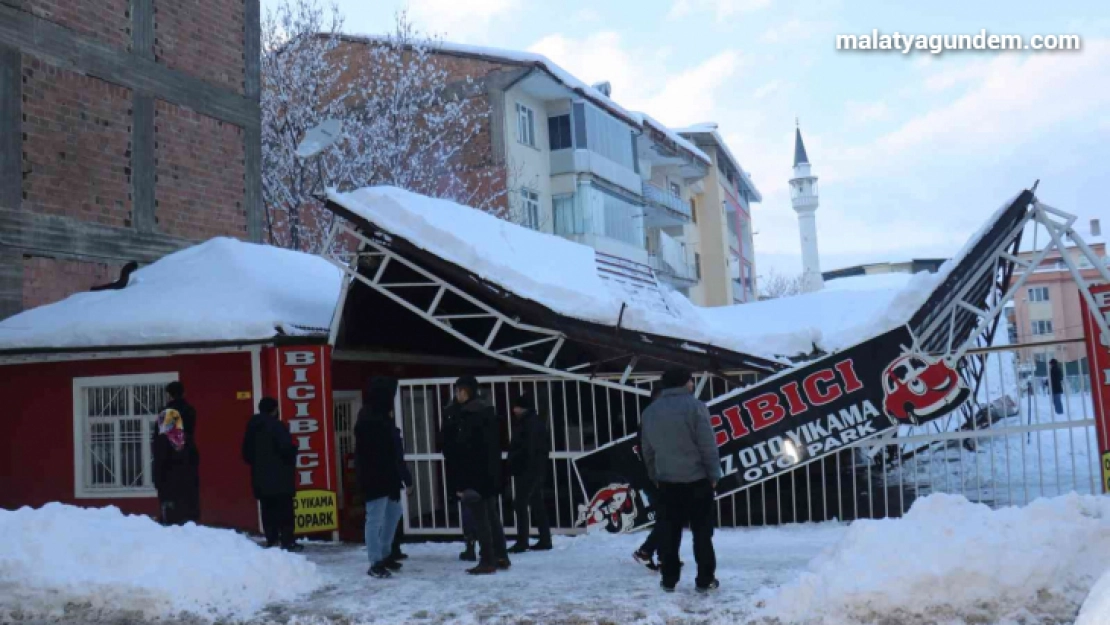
[
  {"xmin": 642, "ymin": 182, "xmax": 692, "ymax": 219},
  {"xmin": 647, "ymin": 229, "xmax": 697, "ymax": 283}
]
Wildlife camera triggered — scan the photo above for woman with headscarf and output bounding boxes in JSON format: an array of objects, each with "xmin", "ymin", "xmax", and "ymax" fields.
[{"xmin": 152, "ymin": 407, "xmax": 200, "ymax": 525}]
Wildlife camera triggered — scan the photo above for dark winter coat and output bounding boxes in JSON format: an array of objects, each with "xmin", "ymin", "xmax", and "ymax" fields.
[
  {"xmin": 1050, "ymin": 362, "xmax": 1064, "ymax": 395},
  {"xmin": 355, "ymin": 377, "xmax": 403, "ymax": 502},
  {"xmin": 508, "ymin": 408, "xmax": 548, "ymax": 481},
  {"xmin": 241, "ymin": 413, "xmax": 297, "ymax": 499},
  {"xmin": 450, "ymin": 396, "xmax": 503, "ymax": 498},
  {"xmin": 152, "ymin": 434, "xmax": 199, "ymax": 517},
  {"xmin": 394, "ymin": 426, "xmax": 413, "ymax": 488},
  {"xmin": 441, "ymin": 402, "xmax": 466, "ymax": 498}
]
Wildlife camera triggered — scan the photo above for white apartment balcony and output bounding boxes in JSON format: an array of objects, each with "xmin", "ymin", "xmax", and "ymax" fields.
[
  {"xmin": 647, "ymin": 228, "xmax": 697, "ymax": 285},
  {"xmin": 642, "ymin": 182, "xmax": 692, "ymax": 228}
]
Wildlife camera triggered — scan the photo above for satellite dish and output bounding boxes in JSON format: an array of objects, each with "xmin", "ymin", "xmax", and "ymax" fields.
[{"xmin": 295, "ymin": 119, "xmax": 343, "ymax": 159}]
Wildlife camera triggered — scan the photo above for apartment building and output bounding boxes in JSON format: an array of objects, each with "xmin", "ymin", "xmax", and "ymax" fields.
[
  {"xmin": 1005, "ymin": 220, "xmax": 1106, "ymax": 387},
  {"xmin": 676, "ymin": 124, "xmax": 762, "ymax": 305},
  {"xmin": 333, "ymin": 37, "xmax": 757, "ymax": 307},
  {"xmin": 0, "ymin": 1, "xmax": 262, "ymax": 320}
]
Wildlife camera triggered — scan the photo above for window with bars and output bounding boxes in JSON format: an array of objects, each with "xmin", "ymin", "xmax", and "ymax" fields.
[{"xmin": 72, "ymin": 373, "xmax": 177, "ymax": 498}]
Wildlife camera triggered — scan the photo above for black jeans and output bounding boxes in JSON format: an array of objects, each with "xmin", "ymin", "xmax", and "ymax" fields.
[
  {"xmin": 259, "ymin": 496, "xmax": 296, "ymax": 547},
  {"xmin": 639, "ymin": 518, "xmax": 667, "ymax": 556},
  {"xmin": 464, "ymin": 491, "xmax": 508, "ymax": 566},
  {"xmin": 513, "ymin": 475, "xmax": 551, "ymax": 545},
  {"xmin": 658, "ymin": 480, "xmax": 716, "ymax": 587}
]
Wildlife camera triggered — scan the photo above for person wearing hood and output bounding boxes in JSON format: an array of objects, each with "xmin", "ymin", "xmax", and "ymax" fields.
[
  {"xmin": 508, "ymin": 391, "xmax": 551, "ymax": 553},
  {"xmin": 152, "ymin": 406, "xmax": 200, "ymax": 525},
  {"xmin": 448, "ymin": 376, "xmax": 509, "ymax": 575},
  {"xmin": 241, "ymin": 397, "xmax": 300, "ymax": 551},
  {"xmin": 163, "ymin": 381, "xmax": 201, "ymax": 521},
  {"xmin": 355, "ymin": 377, "xmax": 405, "ymax": 579}
]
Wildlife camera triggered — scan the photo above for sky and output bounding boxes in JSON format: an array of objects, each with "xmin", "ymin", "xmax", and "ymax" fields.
[{"xmin": 261, "ymin": 0, "xmax": 1110, "ymax": 278}]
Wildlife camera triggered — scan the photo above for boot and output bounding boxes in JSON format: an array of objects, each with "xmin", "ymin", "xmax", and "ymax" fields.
[
  {"xmin": 529, "ymin": 541, "xmax": 553, "ymax": 551},
  {"xmin": 496, "ymin": 557, "xmax": 512, "ymax": 570},
  {"xmin": 508, "ymin": 542, "xmax": 529, "ymax": 554},
  {"xmin": 459, "ymin": 540, "xmax": 477, "ymax": 562},
  {"xmin": 466, "ymin": 563, "xmax": 497, "ymax": 575}
]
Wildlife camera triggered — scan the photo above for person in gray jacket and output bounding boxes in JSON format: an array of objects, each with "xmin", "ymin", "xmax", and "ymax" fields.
[{"xmin": 641, "ymin": 368, "xmax": 721, "ymax": 593}]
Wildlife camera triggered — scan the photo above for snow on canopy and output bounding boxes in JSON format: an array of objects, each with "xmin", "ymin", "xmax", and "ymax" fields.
[
  {"xmin": 328, "ymin": 186, "xmax": 945, "ymax": 360},
  {"xmin": 0, "ymin": 237, "xmax": 342, "ymax": 351}
]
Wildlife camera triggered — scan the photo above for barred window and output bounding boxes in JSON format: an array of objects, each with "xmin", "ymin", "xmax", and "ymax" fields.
[{"xmin": 73, "ymin": 373, "xmax": 177, "ymax": 498}]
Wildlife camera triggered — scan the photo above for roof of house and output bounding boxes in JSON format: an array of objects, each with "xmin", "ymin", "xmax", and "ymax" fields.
[{"xmin": 674, "ymin": 123, "xmax": 763, "ymax": 202}]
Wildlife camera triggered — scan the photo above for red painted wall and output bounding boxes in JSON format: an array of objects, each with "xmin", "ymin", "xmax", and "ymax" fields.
[{"xmin": 0, "ymin": 351, "xmax": 259, "ymax": 531}]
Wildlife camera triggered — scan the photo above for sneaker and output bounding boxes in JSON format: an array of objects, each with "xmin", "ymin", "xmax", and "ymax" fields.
[
  {"xmin": 660, "ymin": 580, "xmax": 676, "ymax": 593},
  {"xmin": 508, "ymin": 543, "xmax": 530, "ymax": 554},
  {"xmin": 382, "ymin": 559, "xmax": 403, "ymax": 571},
  {"xmin": 367, "ymin": 564, "xmax": 392, "ymax": 579},
  {"xmin": 529, "ymin": 542, "xmax": 553, "ymax": 551},
  {"xmin": 466, "ymin": 563, "xmax": 497, "ymax": 575},
  {"xmin": 282, "ymin": 543, "xmax": 305, "ymax": 553},
  {"xmin": 496, "ymin": 558, "xmax": 512, "ymax": 570},
  {"xmin": 633, "ymin": 550, "xmax": 658, "ymax": 571},
  {"xmin": 696, "ymin": 579, "xmax": 720, "ymax": 593}
]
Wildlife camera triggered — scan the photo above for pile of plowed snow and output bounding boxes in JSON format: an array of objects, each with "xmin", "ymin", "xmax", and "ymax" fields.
[
  {"xmin": 0, "ymin": 504, "xmax": 322, "ymax": 621},
  {"xmin": 757, "ymin": 493, "xmax": 1110, "ymax": 624}
]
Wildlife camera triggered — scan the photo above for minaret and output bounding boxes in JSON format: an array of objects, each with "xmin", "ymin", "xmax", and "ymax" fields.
[{"xmin": 790, "ymin": 121, "xmax": 823, "ymax": 292}]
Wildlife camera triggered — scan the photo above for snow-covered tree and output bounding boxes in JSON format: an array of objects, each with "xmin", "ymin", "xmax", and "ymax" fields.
[
  {"xmin": 757, "ymin": 269, "xmax": 804, "ymax": 300},
  {"xmin": 261, "ymin": 1, "xmax": 505, "ymax": 252}
]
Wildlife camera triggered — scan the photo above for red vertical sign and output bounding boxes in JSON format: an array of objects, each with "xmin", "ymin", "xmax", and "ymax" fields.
[
  {"xmin": 263, "ymin": 344, "xmax": 339, "ymax": 534},
  {"xmin": 1080, "ymin": 284, "xmax": 1110, "ymax": 493}
]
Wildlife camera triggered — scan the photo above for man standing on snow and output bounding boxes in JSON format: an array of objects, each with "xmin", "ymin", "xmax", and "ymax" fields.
[
  {"xmin": 356, "ymin": 377, "xmax": 406, "ymax": 579},
  {"xmin": 164, "ymin": 381, "xmax": 200, "ymax": 522},
  {"xmin": 641, "ymin": 368, "xmax": 720, "ymax": 593},
  {"xmin": 1049, "ymin": 358, "xmax": 1065, "ymax": 415},
  {"xmin": 441, "ymin": 387, "xmax": 476, "ymax": 562},
  {"xmin": 449, "ymin": 376, "xmax": 509, "ymax": 575},
  {"xmin": 241, "ymin": 397, "xmax": 301, "ymax": 552},
  {"xmin": 508, "ymin": 392, "xmax": 551, "ymax": 553}
]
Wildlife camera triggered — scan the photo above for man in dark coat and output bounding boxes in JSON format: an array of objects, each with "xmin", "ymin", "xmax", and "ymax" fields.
[
  {"xmin": 450, "ymin": 376, "xmax": 509, "ymax": 575},
  {"xmin": 164, "ymin": 381, "xmax": 200, "ymax": 522},
  {"xmin": 641, "ymin": 368, "xmax": 721, "ymax": 594},
  {"xmin": 152, "ymin": 407, "xmax": 199, "ymax": 525},
  {"xmin": 355, "ymin": 377, "xmax": 405, "ymax": 579},
  {"xmin": 241, "ymin": 397, "xmax": 300, "ymax": 551},
  {"xmin": 389, "ymin": 425, "xmax": 414, "ymax": 562},
  {"xmin": 508, "ymin": 392, "xmax": 551, "ymax": 553},
  {"xmin": 441, "ymin": 390, "xmax": 477, "ymax": 561},
  {"xmin": 1049, "ymin": 358, "xmax": 1065, "ymax": 415}
]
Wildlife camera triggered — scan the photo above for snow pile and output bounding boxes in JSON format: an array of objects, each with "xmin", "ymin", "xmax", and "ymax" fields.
[
  {"xmin": 1077, "ymin": 567, "xmax": 1110, "ymax": 625},
  {"xmin": 0, "ymin": 504, "xmax": 322, "ymax": 621},
  {"xmin": 0, "ymin": 237, "xmax": 342, "ymax": 350},
  {"xmin": 757, "ymin": 493, "xmax": 1110, "ymax": 624}
]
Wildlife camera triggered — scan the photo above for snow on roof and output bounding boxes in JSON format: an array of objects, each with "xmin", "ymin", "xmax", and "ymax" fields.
[
  {"xmin": 329, "ymin": 186, "xmax": 945, "ymax": 360},
  {"xmin": 674, "ymin": 123, "xmax": 762, "ymax": 202},
  {"xmin": 0, "ymin": 238, "xmax": 342, "ymax": 351},
  {"xmin": 632, "ymin": 112, "xmax": 711, "ymax": 165}
]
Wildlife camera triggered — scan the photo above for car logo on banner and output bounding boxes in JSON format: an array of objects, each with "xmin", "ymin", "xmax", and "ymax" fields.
[{"xmin": 881, "ymin": 352, "xmax": 970, "ymax": 426}]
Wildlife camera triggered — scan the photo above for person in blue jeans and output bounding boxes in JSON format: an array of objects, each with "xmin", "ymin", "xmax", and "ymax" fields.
[{"xmin": 355, "ymin": 377, "xmax": 405, "ymax": 579}]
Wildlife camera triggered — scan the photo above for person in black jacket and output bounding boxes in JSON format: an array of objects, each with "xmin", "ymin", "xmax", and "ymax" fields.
[
  {"xmin": 241, "ymin": 397, "xmax": 300, "ymax": 551},
  {"xmin": 633, "ymin": 388, "xmax": 666, "ymax": 571},
  {"xmin": 355, "ymin": 377, "xmax": 405, "ymax": 579},
  {"xmin": 451, "ymin": 376, "xmax": 509, "ymax": 575},
  {"xmin": 508, "ymin": 392, "xmax": 551, "ymax": 553},
  {"xmin": 152, "ymin": 407, "xmax": 199, "ymax": 525},
  {"xmin": 389, "ymin": 425, "xmax": 414, "ymax": 562},
  {"xmin": 441, "ymin": 392, "xmax": 477, "ymax": 561},
  {"xmin": 164, "ymin": 381, "xmax": 200, "ymax": 522},
  {"xmin": 1050, "ymin": 359, "xmax": 1065, "ymax": 415}
]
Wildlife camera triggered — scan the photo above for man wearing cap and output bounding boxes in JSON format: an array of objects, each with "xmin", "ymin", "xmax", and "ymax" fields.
[
  {"xmin": 508, "ymin": 391, "xmax": 552, "ymax": 553},
  {"xmin": 448, "ymin": 376, "xmax": 510, "ymax": 574},
  {"xmin": 641, "ymin": 368, "xmax": 721, "ymax": 593}
]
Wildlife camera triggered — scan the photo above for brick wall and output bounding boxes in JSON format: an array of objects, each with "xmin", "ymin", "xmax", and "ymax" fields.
[
  {"xmin": 22, "ymin": 257, "xmax": 124, "ymax": 310},
  {"xmin": 153, "ymin": 0, "xmax": 245, "ymax": 94},
  {"xmin": 154, "ymin": 100, "xmax": 247, "ymax": 239},
  {"xmin": 25, "ymin": 0, "xmax": 131, "ymax": 50},
  {"xmin": 21, "ymin": 55, "xmax": 134, "ymax": 228}
]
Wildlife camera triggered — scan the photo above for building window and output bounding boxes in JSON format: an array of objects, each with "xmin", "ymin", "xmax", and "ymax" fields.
[
  {"xmin": 1028, "ymin": 286, "xmax": 1050, "ymax": 302},
  {"xmin": 690, "ymin": 198, "xmax": 697, "ymax": 224},
  {"xmin": 516, "ymin": 102, "xmax": 536, "ymax": 148},
  {"xmin": 695, "ymin": 253, "xmax": 702, "ymax": 280},
  {"xmin": 521, "ymin": 189, "xmax": 540, "ymax": 230},
  {"xmin": 548, "ymin": 115, "xmax": 572, "ymax": 150},
  {"xmin": 572, "ymin": 102, "xmax": 588, "ymax": 149},
  {"xmin": 1031, "ymin": 320, "xmax": 1054, "ymax": 336},
  {"xmin": 669, "ymin": 182, "xmax": 681, "ymax": 198},
  {"xmin": 72, "ymin": 372, "xmax": 178, "ymax": 498}
]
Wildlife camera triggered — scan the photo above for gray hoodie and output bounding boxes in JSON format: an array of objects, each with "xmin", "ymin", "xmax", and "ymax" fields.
[{"xmin": 641, "ymin": 387, "xmax": 722, "ymax": 484}]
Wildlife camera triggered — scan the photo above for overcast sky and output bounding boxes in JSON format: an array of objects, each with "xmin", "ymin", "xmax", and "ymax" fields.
[{"xmin": 262, "ymin": 0, "xmax": 1110, "ymax": 277}]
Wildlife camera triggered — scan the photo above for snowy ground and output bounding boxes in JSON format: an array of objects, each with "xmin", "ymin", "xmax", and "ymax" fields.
[{"xmin": 6, "ymin": 495, "xmax": 1110, "ymax": 624}]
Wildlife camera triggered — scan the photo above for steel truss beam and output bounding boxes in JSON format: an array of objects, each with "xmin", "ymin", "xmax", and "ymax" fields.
[{"xmin": 324, "ymin": 223, "xmax": 653, "ymax": 396}]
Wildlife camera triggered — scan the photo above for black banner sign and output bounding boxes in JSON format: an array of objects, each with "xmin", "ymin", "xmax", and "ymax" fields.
[{"xmin": 573, "ymin": 325, "xmax": 971, "ymax": 533}]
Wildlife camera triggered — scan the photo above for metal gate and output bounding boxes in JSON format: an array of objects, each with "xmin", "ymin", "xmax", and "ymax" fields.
[{"xmin": 394, "ymin": 374, "xmax": 753, "ymax": 535}]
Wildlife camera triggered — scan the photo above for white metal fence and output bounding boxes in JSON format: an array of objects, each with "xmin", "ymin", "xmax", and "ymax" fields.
[{"xmin": 366, "ymin": 339, "xmax": 1099, "ymax": 535}]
